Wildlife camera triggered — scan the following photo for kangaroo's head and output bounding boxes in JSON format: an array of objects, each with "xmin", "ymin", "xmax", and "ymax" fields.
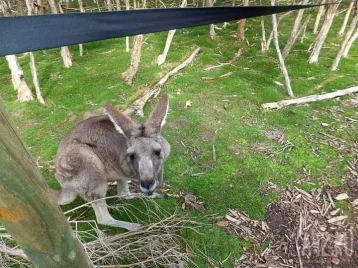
[{"xmin": 105, "ymin": 94, "xmax": 170, "ymax": 195}]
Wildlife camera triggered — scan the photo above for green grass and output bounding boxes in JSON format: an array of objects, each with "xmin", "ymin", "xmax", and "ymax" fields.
[{"xmin": 1, "ymin": 3, "xmax": 358, "ymax": 266}]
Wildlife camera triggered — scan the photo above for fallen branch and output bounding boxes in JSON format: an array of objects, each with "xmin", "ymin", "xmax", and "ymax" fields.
[
  {"xmin": 124, "ymin": 47, "xmax": 201, "ymax": 116},
  {"xmin": 203, "ymin": 48, "xmax": 243, "ymax": 71},
  {"xmin": 262, "ymin": 86, "xmax": 358, "ymax": 109}
]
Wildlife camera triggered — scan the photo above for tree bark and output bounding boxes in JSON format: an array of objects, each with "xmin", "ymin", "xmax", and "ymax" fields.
[
  {"xmin": 36, "ymin": 0, "xmax": 46, "ymax": 14},
  {"xmin": 308, "ymin": 2, "xmax": 340, "ymax": 64},
  {"xmin": 331, "ymin": 11, "xmax": 358, "ymax": 70},
  {"xmin": 262, "ymin": 86, "xmax": 358, "ymax": 109},
  {"xmin": 122, "ymin": 34, "xmax": 144, "ymax": 85},
  {"xmin": 237, "ymin": 0, "xmax": 249, "ymax": 41},
  {"xmin": 5, "ymin": 55, "xmax": 34, "ymax": 102},
  {"xmin": 342, "ymin": 27, "xmax": 358, "ymax": 57},
  {"xmin": 282, "ymin": 0, "xmax": 309, "ymax": 58},
  {"xmin": 271, "ymin": 0, "xmax": 294, "ymax": 97},
  {"xmin": 47, "ymin": 0, "xmax": 73, "ymax": 68},
  {"xmin": 337, "ymin": 2, "xmax": 354, "ymax": 36},
  {"xmin": 313, "ymin": 0, "xmax": 326, "ymax": 35},
  {"xmin": 0, "ymin": 99, "xmax": 94, "ymax": 267}
]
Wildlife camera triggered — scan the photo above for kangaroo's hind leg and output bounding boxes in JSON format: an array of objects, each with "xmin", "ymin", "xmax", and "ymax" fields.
[{"xmin": 86, "ymin": 181, "xmax": 143, "ymax": 231}]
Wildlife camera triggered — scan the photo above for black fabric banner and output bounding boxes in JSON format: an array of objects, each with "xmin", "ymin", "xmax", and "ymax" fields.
[{"xmin": 0, "ymin": 4, "xmax": 336, "ymax": 56}]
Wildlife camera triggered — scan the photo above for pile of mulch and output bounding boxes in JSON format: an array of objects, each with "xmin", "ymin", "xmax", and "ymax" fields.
[{"xmin": 217, "ymin": 187, "xmax": 358, "ymax": 268}]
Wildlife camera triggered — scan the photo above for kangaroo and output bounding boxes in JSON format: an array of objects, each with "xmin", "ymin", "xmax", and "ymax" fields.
[{"xmin": 52, "ymin": 94, "xmax": 170, "ymax": 231}]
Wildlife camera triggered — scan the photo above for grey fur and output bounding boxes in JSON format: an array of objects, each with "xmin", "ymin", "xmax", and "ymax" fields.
[{"xmin": 53, "ymin": 94, "xmax": 170, "ymax": 231}]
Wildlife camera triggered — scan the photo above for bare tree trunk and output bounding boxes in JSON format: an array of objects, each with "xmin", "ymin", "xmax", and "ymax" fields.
[
  {"xmin": 122, "ymin": 34, "xmax": 144, "ymax": 85},
  {"xmin": 342, "ymin": 27, "xmax": 358, "ymax": 57},
  {"xmin": 157, "ymin": 0, "xmax": 187, "ymax": 66},
  {"xmin": 5, "ymin": 55, "xmax": 34, "ymax": 102},
  {"xmin": 125, "ymin": 0, "xmax": 130, "ymax": 52},
  {"xmin": 300, "ymin": 14, "xmax": 311, "ymax": 43},
  {"xmin": 331, "ymin": 12, "xmax": 358, "ymax": 70},
  {"xmin": 25, "ymin": 0, "xmax": 45, "ymax": 104},
  {"xmin": 106, "ymin": 0, "xmax": 113, "ymax": 11},
  {"xmin": 29, "ymin": 53, "xmax": 45, "ymax": 104},
  {"xmin": 271, "ymin": 0, "xmax": 294, "ymax": 97},
  {"xmin": 206, "ymin": 0, "xmax": 216, "ymax": 40},
  {"xmin": 261, "ymin": 15, "xmax": 267, "ymax": 51},
  {"xmin": 116, "ymin": 0, "xmax": 121, "ymax": 10},
  {"xmin": 313, "ymin": 0, "xmax": 326, "ymax": 35},
  {"xmin": 78, "ymin": 0, "xmax": 85, "ymax": 56},
  {"xmin": 47, "ymin": 0, "xmax": 73, "ymax": 68},
  {"xmin": 338, "ymin": 2, "xmax": 354, "ymax": 36},
  {"xmin": 308, "ymin": 1, "xmax": 340, "ymax": 64},
  {"xmin": 265, "ymin": 11, "xmax": 294, "ymax": 52},
  {"xmin": 35, "ymin": 0, "xmax": 46, "ymax": 14},
  {"xmin": 237, "ymin": 0, "xmax": 249, "ymax": 41},
  {"xmin": 282, "ymin": 0, "xmax": 309, "ymax": 58}
]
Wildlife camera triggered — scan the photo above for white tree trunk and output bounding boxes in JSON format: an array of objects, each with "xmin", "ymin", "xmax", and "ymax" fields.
[
  {"xmin": 338, "ymin": 2, "xmax": 354, "ymax": 36},
  {"xmin": 125, "ymin": 0, "xmax": 130, "ymax": 52},
  {"xmin": 78, "ymin": 0, "xmax": 85, "ymax": 56},
  {"xmin": 313, "ymin": 0, "xmax": 326, "ymax": 35},
  {"xmin": 5, "ymin": 55, "xmax": 34, "ymax": 102},
  {"xmin": 206, "ymin": 0, "xmax": 216, "ymax": 40},
  {"xmin": 29, "ymin": 52, "xmax": 45, "ymax": 104},
  {"xmin": 342, "ymin": 27, "xmax": 358, "ymax": 57},
  {"xmin": 308, "ymin": 2, "xmax": 340, "ymax": 64},
  {"xmin": 157, "ymin": 0, "xmax": 187, "ymax": 66},
  {"xmin": 47, "ymin": 0, "xmax": 73, "ymax": 68},
  {"xmin": 331, "ymin": 12, "xmax": 358, "ymax": 70},
  {"xmin": 282, "ymin": 0, "xmax": 309, "ymax": 58},
  {"xmin": 271, "ymin": 0, "xmax": 293, "ymax": 97}
]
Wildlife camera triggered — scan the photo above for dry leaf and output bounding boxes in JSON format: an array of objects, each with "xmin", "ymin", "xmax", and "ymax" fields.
[
  {"xmin": 352, "ymin": 199, "xmax": 358, "ymax": 206},
  {"xmin": 215, "ymin": 221, "xmax": 229, "ymax": 228},
  {"xmin": 185, "ymin": 100, "xmax": 192, "ymax": 108}
]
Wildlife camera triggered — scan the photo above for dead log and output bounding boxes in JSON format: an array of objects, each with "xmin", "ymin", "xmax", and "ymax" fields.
[
  {"xmin": 308, "ymin": 1, "xmax": 340, "ymax": 64},
  {"xmin": 262, "ymin": 86, "xmax": 358, "ymax": 109},
  {"xmin": 122, "ymin": 34, "xmax": 144, "ymax": 85},
  {"xmin": 157, "ymin": 0, "xmax": 187, "ymax": 66},
  {"xmin": 338, "ymin": 2, "xmax": 354, "ymax": 36},
  {"xmin": 282, "ymin": 0, "xmax": 309, "ymax": 58},
  {"xmin": 331, "ymin": 11, "xmax": 358, "ymax": 70},
  {"xmin": 124, "ymin": 47, "xmax": 201, "ymax": 116},
  {"xmin": 271, "ymin": 0, "xmax": 294, "ymax": 97},
  {"xmin": 237, "ymin": 0, "xmax": 249, "ymax": 41}
]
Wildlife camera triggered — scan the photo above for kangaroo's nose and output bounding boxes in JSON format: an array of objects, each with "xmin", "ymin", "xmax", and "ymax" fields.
[{"xmin": 140, "ymin": 180, "xmax": 155, "ymax": 190}]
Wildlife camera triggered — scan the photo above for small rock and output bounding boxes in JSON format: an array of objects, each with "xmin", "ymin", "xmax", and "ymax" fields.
[{"xmin": 334, "ymin": 193, "xmax": 349, "ymax": 200}]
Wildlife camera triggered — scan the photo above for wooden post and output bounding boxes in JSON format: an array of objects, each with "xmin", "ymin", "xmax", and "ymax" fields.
[{"xmin": 0, "ymin": 99, "xmax": 93, "ymax": 268}]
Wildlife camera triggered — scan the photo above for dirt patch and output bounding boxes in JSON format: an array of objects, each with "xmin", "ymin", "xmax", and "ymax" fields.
[
  {"xmin": 347, "ymin": 178, "xmax": 358, "ymax": 200},
  {"xmin": 218, "ymin": 187, "xmax": 358, "ymax": 268},
  {"xmin": 251, "ymin": 142, "xmax": 271, "ymax": 155},
  {"xmin": 263, "ymin": 130, "xmax": 285, "ymax": 142}
]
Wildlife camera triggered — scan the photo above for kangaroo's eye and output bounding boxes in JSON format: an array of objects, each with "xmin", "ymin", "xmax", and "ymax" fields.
[
  {"xmin": 154, "ymin": 150, "xmax": 161, "ymax": 157},
  {"xmin": 129, "ymin": 154, "xmax": 136, "ymax": 161}
]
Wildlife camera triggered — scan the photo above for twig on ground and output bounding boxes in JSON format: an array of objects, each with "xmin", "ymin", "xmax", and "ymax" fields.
[{"xmin": 124, "ymin": 47, "xmax": 201, "ymax": 116}]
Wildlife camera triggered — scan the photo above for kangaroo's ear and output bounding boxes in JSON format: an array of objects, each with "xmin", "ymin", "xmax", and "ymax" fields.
[
  {"xmin": 146, "ymin": 94, "xmax": 169, "ymax": 134},
  {"xmin": 105, "ymin": 103, "xmax": 135, "ymax": 138}
]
